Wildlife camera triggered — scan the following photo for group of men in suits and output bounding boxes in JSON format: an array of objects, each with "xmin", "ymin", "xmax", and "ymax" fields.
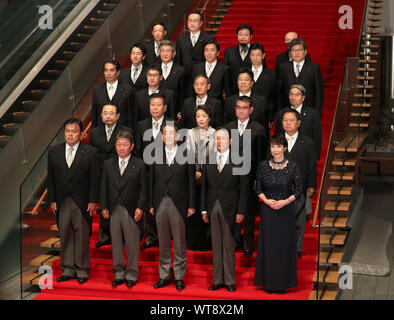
[{"xmin": 48, "ymin": 11, "xmax": 322, "ymax": 291}]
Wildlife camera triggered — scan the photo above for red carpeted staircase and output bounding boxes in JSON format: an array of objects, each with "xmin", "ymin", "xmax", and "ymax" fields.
[{"xmin": 34, "ymin": 0, "xmax": 364, "ymax": 300}]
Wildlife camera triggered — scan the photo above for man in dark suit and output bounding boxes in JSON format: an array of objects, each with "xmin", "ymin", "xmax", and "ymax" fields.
[
  {"xmin": 276, "ymin": 38, "xmax": 324, "ymax": 116},
  {"xmin": 274, "ymin": 32, "xmax": 311, "ymax": 74},
  {"xmin": 249, "ymin": 43, "xmax": 276, "ymax": 115},
  {"xmin": 275, "ymin": 85, "xmax": 322, "ymax": 160},
  {"xmin": 149, "ymin": 121, "xmax": 196, "ymax": 290},
  {"xmin": 47, "ymin": 118, "xmax": 100, "ymax": 284},
  {"xmin": 89, "ymin": 104, "xmax": 133, "ymax": 248},
  {"xmin": 175, "ymin": 11, "xmax": 212, "ymax": 87},
  {"xmin": 159, "ymin": 40, "xmax": 186, "ymax": 117},
  {"xmin": 144, "ymin": 23, "xmax": 167, "ymax": 67},
  {"xmin": 282, "ymin": 109, "xmax": 317, "ymax": 257},
  {"xmin": 135, "ymin": 93, "xmax": 171, "ymax": 250},
  {"xmin": 201, "ymin": 127, "xmax": 249, "ymax": 292},
  {"xmin": 100, "ymin": 130, "xmax": 148, "ymax": 287},
  {"xmin": 91, "ymin": 59, "xmax": 134, "ymax": 129},
  {"xmin": 118, "ymin": 43, "xmax": 148, "ymax": 93},
  {"xmin": 224, "ymin": 96, "xmax": 267, "ymax": 256},
  {"xmin": 224, "ymin": 68, "xmax": 271, "ymax": 135},
  {"xmin": 190, "ymin": 39, "xmax": 233, "ymax": 100},
  {"xmin": 134, "ymin": 64, "xmax": 175, "ymax": 122},
  {"xmin": 180, "ymin": 74, "xmax": 221, "ymax": 129}
]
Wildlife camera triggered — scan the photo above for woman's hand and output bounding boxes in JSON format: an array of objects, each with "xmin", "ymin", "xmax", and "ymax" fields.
[
  {"xmin": 264, "ymin": 199, "xmax": 277, "ymax": 207},
  {"xmin": 271, "ymin": 200, "xmax": 288, "ymax": 210}
]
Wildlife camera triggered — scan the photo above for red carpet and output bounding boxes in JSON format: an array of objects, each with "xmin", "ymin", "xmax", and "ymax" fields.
[{"xmin": 34, "ymin": 0, "xmax": 364, "ymax": 300}]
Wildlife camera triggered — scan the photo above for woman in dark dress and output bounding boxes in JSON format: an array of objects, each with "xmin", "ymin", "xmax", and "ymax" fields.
[
  {"xmin": 185, "ymin": 104, "xmax": 215, "ymax": 250},
  {"xmin": 254, "ymin": 134, "xmax": 302, "ymax": 294}
]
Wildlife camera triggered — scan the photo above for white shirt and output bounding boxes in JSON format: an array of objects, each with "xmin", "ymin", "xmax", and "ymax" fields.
[
  {"xmin": 239, "ymin": 91, "xmax": 251, "ymax": 97},
  {"xmin": 106, "ymin": 80, "xmax": 118, "ymax": 100},
  {"xmin": 291, "ymin": 103, "xmax": 303, "ymax": 114},
  {"xmin": 252, "ymin": 65, "xmax": 263, "ymax": 82},
  {"xmin": 131, "ymin": 64, "xmax": 142, "ymax": 82},
  {"xmin": 165, "ymin": 145, "xmax": 178, "ymax": 165},
  {"xmin": 238, "ymin": 118, "xmax": 249, "ymax": 136},
  {"xmin": 65, "ymin": 142, "xmax": 80, "ymax": 165},
  {"xmin": 148, "ymin": 86, "xmax": 160, "ymax": 96},
  {"xmin": 118, "ymin": 154, "xmax": 131, "ymax": 173},
  {"xmin": 205, "ymin": 60, "xmax": 217, "ymax": 77},
  {"xmin": 161, "ymin": 61, "xmax": 173, "ymax": 79},
  {"xmin": 154, "ymin": 42, "xmax": 160, "ymax": 57},
  {"xmin": 285, "ymin": 131, "xmax": 299, "ymax": 153},
  {"xmin": 196, "ymin": 95, "xmax": 208, "ymax": 106},
  {"xmin": 105, "ymin": 123, "xmax": 117, "ymax": 141},
  {"xmin": 152, "ymin": 116, "xmax": 164, "ymax": 139},
  {"xmin": 293, "ymin": 60, "xmax": 305, "ymax": 76},
  {"xmin": 190, "ymin": 31, "xmax": 201, "ymax": 46}
]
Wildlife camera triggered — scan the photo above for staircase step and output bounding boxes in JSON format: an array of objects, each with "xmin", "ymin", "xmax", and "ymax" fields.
[
  {"xmin": 352, "ymin": 103, "xmax": 371, "ymax": 108},
  {"xmin": 47, "ymin": 69, "xmax": 63, "ymax": 79},
  {"xmin": 332, "ymin": 155, "xmax": 356, "ymax": 166},
  {"xmin": 0, "ymin": 135, "xmax": 12, "ymax": 148},
  {"xmin": 318, "ymin": 248, "xmax": 344, "ymax": 264},
  {"xmin": 335, "ymin": 132, "xmax": 367, "ymax": 152},
  {"xmin": 39, "ymin": 79, "xmax": 55, "ymax": 89},
  {"xmin": 313, "ymin": 266, "xmax": 339, "ymax": 284},
  {"xmin": 20, "ymin": 272, "xmax": 43, "ymax": 285},
  {"xmin": 12, "ymin": 111, "xmax": 31, "ymax": 123},
  {"xmin": 351, "ymin": 112, "xmax": 370, "ymax": 117},
  {"xmin": 357, "ymin": 76, "xmax": 375, "ymax": 80},
  {"xmin": 309, "ymin": 287, "xmax": 338, "ymax": 300},
  {"xmin": 321, "ymin": 216, "xmax": 349, "ymax": 228},
  {"xmin": 40, "ymin": 237, "xmax": 61, "ymax": 249},
  {"xmin": 329, "ymin": 171, "xmax": 355, "ymax": 181},
  {"xmin": 29, "ymin": 254, "xmax": 59, "ymax": 267},
  {"xmin": 22, "ymin": 100, "xmax": 39, "ymax": 112},
  {"xmin": 349, "ymin": 122, "xmax": 369, "ymax": 128},
  {"xmin": 359, "ymin": 59, "xmax": 377, "ymax": 63},
  {"xmin": 3, "ymin": 123, "xmax": 22, "ymax": 135},
  {"xmin": 324, "ymin": 201, "xmax": 351, "ymax": 212},
  {"xmin": 354, "ymin": 93, "xmax": 373, "ymax": 98},
  {"xmin": 355, "ymin": 84, "xmax": 374, "ymax": 89},
  {"xmin": 327, "ymin": 186, "xmax": 353, "ymax": 196},
  {"xmin": 50, "ymin": 224, "xmax": 59, "ymax": 231},
  {"xmin": 88, "ymin": 17, "xmax": 105, "ymax": 25},
  {"xmin": 320, "ymin": 230, "xmax": 348, "ymax": 245},
  {"xmin": 31, "ymin": 89, "xmax": 47, "ymax": 100}
]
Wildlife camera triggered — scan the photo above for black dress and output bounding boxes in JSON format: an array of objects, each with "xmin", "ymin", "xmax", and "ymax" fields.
[{"xmin": 254, "ymin": 159, "xmax": 302, "ymax": 291}]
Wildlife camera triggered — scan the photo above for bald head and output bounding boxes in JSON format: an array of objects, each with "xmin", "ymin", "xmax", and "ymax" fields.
[{"xmin": 285, "ymin": 32, "xmax": 298, "ymax": 49}]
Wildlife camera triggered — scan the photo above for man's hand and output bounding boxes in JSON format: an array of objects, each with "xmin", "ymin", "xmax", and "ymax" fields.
[
  {"xmin": 177, "ymin": 113, "xmax": 182, "ymax": 121},
  {"xmin": 50, "ymin": 202, "xmax": 57, "ymax": 215},
  {"xmin": 134, "ymin": 208, "xmax": 143, "ymax": 222},
  {"xmin": 102, "ymin": 209, "xmax": 109, "ymax": 219},
  {"xmin": 202, "ymin": 213, "xmax": 209, "ymax": 223},
  {"xmin": 307, "ymin": 188, "xmax": 316, "ymax": 198},
  {"xmin": 187, "ymin": 208, "xmax": 196, "ymax": 217},
  {"xmin": 235, "ymin": 214, "xmax": 244, "ymax": 223},
  {"xmin": 87, "ymin": 202, "xmax": 96, "ymax": 217},
  {"xmin": 149, "ymin": 207, "xmax": 155, "ymax": 216}
]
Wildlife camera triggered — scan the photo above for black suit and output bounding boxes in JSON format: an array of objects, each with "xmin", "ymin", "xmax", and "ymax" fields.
[
  {"xmin": 89, "ymin": 123, "xmax": 133, "ymax": 245},
  {"xmin": 224, "ymin": 93, "xmax": 271, "ymax": 136},
  {"xmin": 91, "ymin": 82, "xmax": 134, "ymax": 129},
  {"xmin": 47, "ymin": 142, "xmax": 100, "ymax": 278},
  {"xmin": 100, "ymin": 156, "xmax": 148, "ymax": 281},
  {"xmin": 190, "ymin": 61, "xmax": 233, "ymax": 99},
  {"xmin": 251, "ymin": 67, "xmax": 276, "ymax": 117},
  {"xmin": 224, "ymin": 120, "xmax": 267, "ymax": 251},
  {"xmin": 134, "ymin": 87, "xmax": 175, "ymax": 122},
  {"xmin": 144, "ymin": 42, "xmax": 162, "ymax": 67},
  {"xmin": 275, "ymin": 50, "xmax": 311, "ymax": 74},
  {"xmin": 118, "ymin": 65, "xmax": 148, "ymax": 92},
  {"xmin": 180, "ymin": 96, "xmax": 222, "ymax": 129},
  {"xmin": 284, "ymin": 133, "xmax": 317, "ymax": 254},
  {"xmin": 275, "ymin": 105, "xmax": 322, "ymax": 160},
  {"xmin": 175, "ymin": 32, "xmax": 212, "ymax": 76},
  {"xmin": 223, "ymin": 45, "xmax": 252, "ymax": 92},
  {"xmin": 160, "ymin": 63, "xmax": 186, "ymax": 115},
  {"xmin": 277, "ymin": 61, "xmax": 324, "ymax": 116}
]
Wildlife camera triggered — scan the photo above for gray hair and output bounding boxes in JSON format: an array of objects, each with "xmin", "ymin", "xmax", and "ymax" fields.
[{"xmin": 289, "ymin": 84, "xmax": 306, "ymax": 96}]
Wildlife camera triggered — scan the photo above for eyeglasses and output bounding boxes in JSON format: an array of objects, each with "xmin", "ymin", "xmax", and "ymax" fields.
[
  {"xmin": 102, "ymin": 111, "xmax": 116, "ymax": 116},
  {"xmin": 289, "ymin": 93, "xmax": 303, "ymax": 97},
  {"xmin": 160, "ymin": 49, "xmax": 173, "ymax": 53},
  {"xmin": 235, "ymin": 106, "xmax": 250, "ymax": 111},
  {"xmin": 147, "ymin": 73, "xmax": 160, "ymax": 77},
  {"xmin": 290, "ymin": 48, "xmax": 305, "ymax": 53},
  {"xmin": 283, "ymin": 118, "xmax": 297, "ymax": 122}
]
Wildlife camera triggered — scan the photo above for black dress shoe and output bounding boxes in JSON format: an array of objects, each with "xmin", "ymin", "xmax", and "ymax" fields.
[
  {"xmin": 154, "ymin": 279, "xmax": 170, "ymax": 289},
  {"xmin": 57, "ymin": 275, "xmax": 75, "ymax": 282},
  {"xmin": 126, "ymin": 280, "xmax": 136, "ymax": 287},
  {"xmin": 226, "ymin": 284, "xmax": 236, "ymax": 292},
  {"xmin": 141, "ymin": 241, "xmax": 158, "ymax": 250},
  {"xmin": 77, "ymin": 277, "xmax": 88, "ymax": 284},
  {"xmin": 208, "ymin": 283, "xmax": 225, "ymax": 291},
  {"xmin": 112, "ymin": 279, "xmax": 125, "ymax": 287},
  {"xmin": 243, "ymin": 248, "xmax": 253, "ymax": 256},
  {"xmin": 175, "ymin": 280, "xmax": 185, "ymax": 290},
  {"xmin": 297, "ymin": 252, "xmax": 302, "ymax": 258},
  {"xmin": 95, "ymin": 240, "xmax": 111, "ymax": 248}
]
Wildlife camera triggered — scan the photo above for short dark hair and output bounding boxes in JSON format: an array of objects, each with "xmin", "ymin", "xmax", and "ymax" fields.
[
  {"xmin": 103, "ymin": 58, "xmax": 120, "ymax": 71},
  {"xmin": 204, "ymin": 38, "xmax": 220, "ymax": 52},
  {"xmin": 193, "ymin": 74, "xmax": 210, "ymax": 85},
  {"xmin": 116, "ymin": 129, "xmax": 134, "ymax": 145},
  {"xmin": 236, "ymin": 24, "xmax": 253, "ymax": 35},
  {"xmin": 147, "ymin": 63, "xmax": 163, "ymax": 76},
  {"xmin": 237, "ymin": 67, "xmax": 254, "ymax": 81},
  {"xmin": 188, "ymin": 10, "xmax": 203, "ymax": 21},
  {"xmin": 102, "ymin": 103, "xmax": 119, "ymax": 114},
  {"xmin": 269, "ymin": 134, "xmax": 288, "ymax": 148},
  {"xmin": 236, "ymin": 96, "xmax": 252, "ymax": 108},
  {"xmin": 152, "ymin": 22, "xmax": 166, "ymax": 30},
  {"xmin": 64, "ymin": 118, "xmax": 83, "ymax": 132},
  {"xmin": 250, "ymin": 42, "xmax": 265, "ymax": 54},
  {"xmin": 282, "ymin": 108, "xmax": 301, "ymax": 121},
  {"xmin": 215, "ymin": 127, "xmax": 231, "ymax": 137},
  {"xmin": 195, "ymin": 104, "xmax": 212, "ymax": 118},
  {"xmin": 161, "ymin": 120, "xmax": 179, "ymax": 132},
  {"xmin": 289, "ymin": 38, "xmax": 307, "ymax": 50},
  {"xmin": 130, "ymin": 42, "xmax": 147, "ymax": 56},
  {"xmin": 149, "ymin": 92, "xmax": 167, "ymax": 106}
]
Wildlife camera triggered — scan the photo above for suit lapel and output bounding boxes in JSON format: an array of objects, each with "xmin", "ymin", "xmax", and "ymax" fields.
[
  {"xmin": 298, "ymin": 62, "xmax": 311, "ymax": 81},
  {"xmin": 111, "ymin": 83, "xmax": 124, "ymax": 103},
  {"xmin": 119, "ymin": 157, "xmax": 135, "ymax": 190},
  {"xmin": 111, "ymin": 158, "xmax": 121, "ymax": 191}
]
